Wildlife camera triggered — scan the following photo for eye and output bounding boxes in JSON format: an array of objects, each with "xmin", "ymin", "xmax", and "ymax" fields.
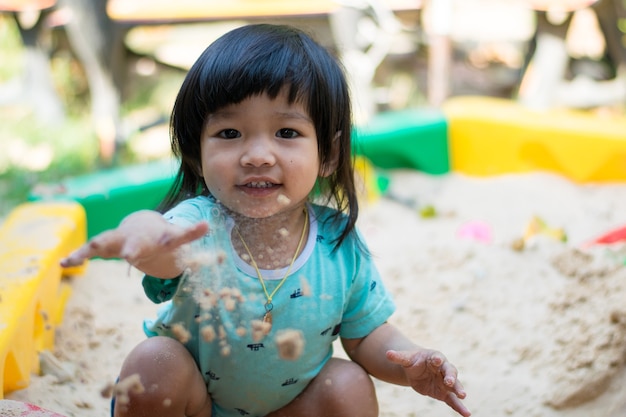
[
  {"xmin": 219, "ymin": 129, "xmax": 240, "ymax": 139},
  {"xmin": 277, "ymin": 128, "xmax": 299, "ymax": 139}
]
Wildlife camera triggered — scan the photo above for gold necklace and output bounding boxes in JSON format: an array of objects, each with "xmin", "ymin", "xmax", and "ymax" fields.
[{"xmin": 235, "ymin": 209, "xmax": 308, "ymax": 329}]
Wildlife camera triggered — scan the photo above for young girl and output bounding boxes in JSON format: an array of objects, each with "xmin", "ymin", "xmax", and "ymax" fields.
[{"xmin": 61, "ymin": 24, "xmax": 470, "ymax": 417}]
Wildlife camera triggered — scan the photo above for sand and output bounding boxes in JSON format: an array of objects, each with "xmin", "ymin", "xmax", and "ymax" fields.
[{"xmin": 7, "ymin": 170, "xmax": 626, "ymax": 417}]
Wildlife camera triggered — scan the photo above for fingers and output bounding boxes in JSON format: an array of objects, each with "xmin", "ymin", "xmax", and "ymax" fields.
[
  {"xmin": 387, "ymin": 349, "xmax": 467, "ymax": 399},
  {"xmin": 434, "ymin": 355, "xmax": 468, "ymax": 400},
  {"xmin": 60, "ymin": 229, "xmax": 125, "ymax": 267},
  {"xmin": 60, "ymin": 221, "xmax": 210, "ymax": 268},
  {"xmin": 386, "ymin": 349, "xmax": 445, "ymax": 371},
  {"xmin": 385, "ymin": 349, "xmax": 414, "ymax": 367},
  {"xmin": 114, "ymin": 222, "xmax": 209, "ymax": 264},
  {"xmin": 437, "ymin": 358, "xmax": 456, "ymax": 389},
  {"xmin": 386, "ymin": 347, "xmax": 471, "ymax": 416},
  {"xmin": 445, "ymin": 391, "xmax": 472, "ymax": 417},
  {"xmin": 157, "ymin": 222, "xmax": 209, "ymax": 248},
  {"xmin": 440, "ymin": 360, "xmax": 467, "ymax": 399},
  {"xmin": 60, "ymin": 249, "xmax": 88, "ymax": 267},
  {"xmin": 421, "ymin": 351, "xmax": 471, "ymax": 417}
]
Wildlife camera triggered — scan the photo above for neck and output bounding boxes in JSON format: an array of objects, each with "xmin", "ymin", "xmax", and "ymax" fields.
[{"xmin": 233, "ymin": 206, "xmax": 308, "ymax": 270}]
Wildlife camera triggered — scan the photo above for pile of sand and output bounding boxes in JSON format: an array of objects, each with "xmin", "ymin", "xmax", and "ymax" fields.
[{"xmin": 8, "ymin": 170, "xmax": 626, "ymax": 417}]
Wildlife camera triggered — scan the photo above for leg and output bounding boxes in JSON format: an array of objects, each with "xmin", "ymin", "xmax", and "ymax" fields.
[
  {"xmin": 267, "ymin": 358, "xmax": 379, "ymax": 417},
  {"xmin": 114, "ymin": 336, "xmax": 212, "ymax": 417}
]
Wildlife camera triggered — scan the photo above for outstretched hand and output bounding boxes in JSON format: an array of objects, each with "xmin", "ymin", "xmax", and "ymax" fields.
[
  {"xmin": 60, "ymin": 210, "xmax": 209, "ymax": 274},
  {"xmin": 386, "ymin": 349, "xmax": 471, "ymax": 417}
]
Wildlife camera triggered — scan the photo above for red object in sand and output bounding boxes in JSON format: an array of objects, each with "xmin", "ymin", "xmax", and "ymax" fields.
[
  {"xmin": 586, "ymin": 225, "xmax": 626, "ymax": 246},
  {"xmin": 0, "ymin": 400, "xmax": 67, "ymax": 417}
]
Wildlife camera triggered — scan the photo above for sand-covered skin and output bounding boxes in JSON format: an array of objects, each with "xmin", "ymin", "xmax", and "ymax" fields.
[{"xmin": 7, "ymin": 171, "xmax": 626, "ymax": 417}]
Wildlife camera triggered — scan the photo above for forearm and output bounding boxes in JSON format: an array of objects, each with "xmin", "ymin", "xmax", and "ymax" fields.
[{"xmin": 342, "ymin": 322, "xmax": 418, "ymax": 385}]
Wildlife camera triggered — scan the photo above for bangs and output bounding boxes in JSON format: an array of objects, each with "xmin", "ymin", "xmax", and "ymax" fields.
[{"xmin": 194, "ymin": 25, "xmax": 315, "ymax": 112}]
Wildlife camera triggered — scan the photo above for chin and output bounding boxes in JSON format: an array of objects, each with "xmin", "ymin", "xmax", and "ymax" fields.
[{"xmin": 235, "ymin": 205, "xmax": 276, "ymax": 219}]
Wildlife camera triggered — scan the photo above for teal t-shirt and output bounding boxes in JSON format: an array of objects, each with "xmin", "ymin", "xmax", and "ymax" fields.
[{"xmin": 143, "ymin": 196, "xmax": 395, "ymax": 417}]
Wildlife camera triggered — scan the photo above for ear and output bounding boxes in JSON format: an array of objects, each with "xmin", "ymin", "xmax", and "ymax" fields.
[{"xmin": 319, "ymin": 131, "xmax": 341, "ymax": 178}]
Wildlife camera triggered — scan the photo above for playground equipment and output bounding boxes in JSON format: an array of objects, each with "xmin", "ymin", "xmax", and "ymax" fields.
[
  {"xmin": 0, "ymin": 202, "xmax": 87, "ymax": 398},
  {"xmin": 29, "ymin": 158, "xmax": 178, "ymax": 239},
  {"xmin": 443, "ymin": 96, "xmax": 626, "ymax": 183},
  {"xmin": 354, "ymin": 107, "xmax": 449, "ymax": 174}
]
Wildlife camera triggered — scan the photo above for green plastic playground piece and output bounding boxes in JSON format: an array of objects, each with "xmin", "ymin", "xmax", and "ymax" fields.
[
  {"xmin": 353, "ymin": 107, "xmax": 449, "ymax": 174},
  {"xmin": 29, "ymin": 159, "xmax": 177, "ymax": 238}
]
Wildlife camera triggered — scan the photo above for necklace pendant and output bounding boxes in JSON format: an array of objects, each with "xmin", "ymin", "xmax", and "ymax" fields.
[{"xmin": 263, "ymin": 311, "xmax": 273, "ymax": 327}]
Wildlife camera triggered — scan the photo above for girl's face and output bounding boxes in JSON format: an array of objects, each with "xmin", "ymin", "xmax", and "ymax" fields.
[{"xmin": 200, "ymin": 89, "xmax": 328, "ymax": 219}]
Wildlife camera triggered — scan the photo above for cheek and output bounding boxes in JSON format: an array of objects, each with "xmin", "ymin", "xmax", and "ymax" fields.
[
  {"xmin": 201, "ymin": 141, "xmax": 223, "ymax": 169},
  {"xmin": 200, "ymin": 151, "xmax": 225, "ymax": 186},
  {"xmin": 202, "ymin": 157, "xmax": 224, "ymax": 178}
]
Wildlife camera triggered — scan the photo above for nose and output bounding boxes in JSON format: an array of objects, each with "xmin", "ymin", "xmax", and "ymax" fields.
[{"xmin": 240, "ymin": 135, "xmax": 276, "ymax": 167}]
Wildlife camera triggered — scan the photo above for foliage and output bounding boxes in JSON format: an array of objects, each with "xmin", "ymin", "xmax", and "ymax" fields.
[{"xmin": 0, "ymin": 14, "xmax": 184, "ymax": 218}]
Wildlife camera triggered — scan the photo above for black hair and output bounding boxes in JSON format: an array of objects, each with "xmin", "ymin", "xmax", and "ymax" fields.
[{"xmin": 160, "ymin": 23, "xmax": 359, "ymax": 250}]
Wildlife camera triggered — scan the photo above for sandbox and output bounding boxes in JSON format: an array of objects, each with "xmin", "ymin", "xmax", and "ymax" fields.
[{"xmin": 3, "ymin": 97, "xmax": 626, "ymax": 416}]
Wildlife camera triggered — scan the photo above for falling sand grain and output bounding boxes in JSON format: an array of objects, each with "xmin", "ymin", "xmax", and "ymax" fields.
[
  {"xmin": 275, "ymin": 329, "xmax": 304, "ymax": 360},
  {"xmin": 171, "ymin": 323, "xmax": 191, "ymax": 343},
  {"xmin": 114, "ymin": 374, "xmax": 145, "ymax": 405}
]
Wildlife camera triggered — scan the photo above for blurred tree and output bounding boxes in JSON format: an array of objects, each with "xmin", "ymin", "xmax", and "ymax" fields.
[
  {"xmin": 0, "ymin": 1, "xmax": 65, "ymax": 124},
  {"xmin": 0, "ymin": 0, "xmax": 130, "ymax": 165},
  {"xmin": 59, "ymin": 0, "xmax": 128, "ymax": 165}
]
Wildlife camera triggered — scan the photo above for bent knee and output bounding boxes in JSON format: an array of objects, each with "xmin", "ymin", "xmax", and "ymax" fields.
[
  {"xmin": 318, "ymin": 358, "xmax": 378, "ymax": 414},
  {"xmin": 120, "ymin": 336, "xmax": 198, "ymax": 384},
  {"xmin": 115, "ymin": 337, "xmax": 210, "ymax": 417}
]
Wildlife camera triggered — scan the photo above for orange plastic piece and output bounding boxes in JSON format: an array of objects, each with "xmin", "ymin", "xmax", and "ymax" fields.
[
  {"xmin": 443, "ymin": 96, "xmax": 626, "ymax": 183},
  {"xmin": 0, "ymin": 202, "xmax": 87, "ymax": 397}
]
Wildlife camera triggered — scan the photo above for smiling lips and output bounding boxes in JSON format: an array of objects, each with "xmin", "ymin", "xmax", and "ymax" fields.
[
  {"xmin": 246, "ymin": 181, "xmax": 276, "ymax": 188},
  {"xmin": 240, "ymin": 180, "xmax": 281, "ymax": 197}
]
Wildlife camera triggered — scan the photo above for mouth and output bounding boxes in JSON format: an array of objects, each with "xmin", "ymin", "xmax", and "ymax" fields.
[{"xmin": 245, "ymin": 181, "xmax": 278, "ymax": 188}]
